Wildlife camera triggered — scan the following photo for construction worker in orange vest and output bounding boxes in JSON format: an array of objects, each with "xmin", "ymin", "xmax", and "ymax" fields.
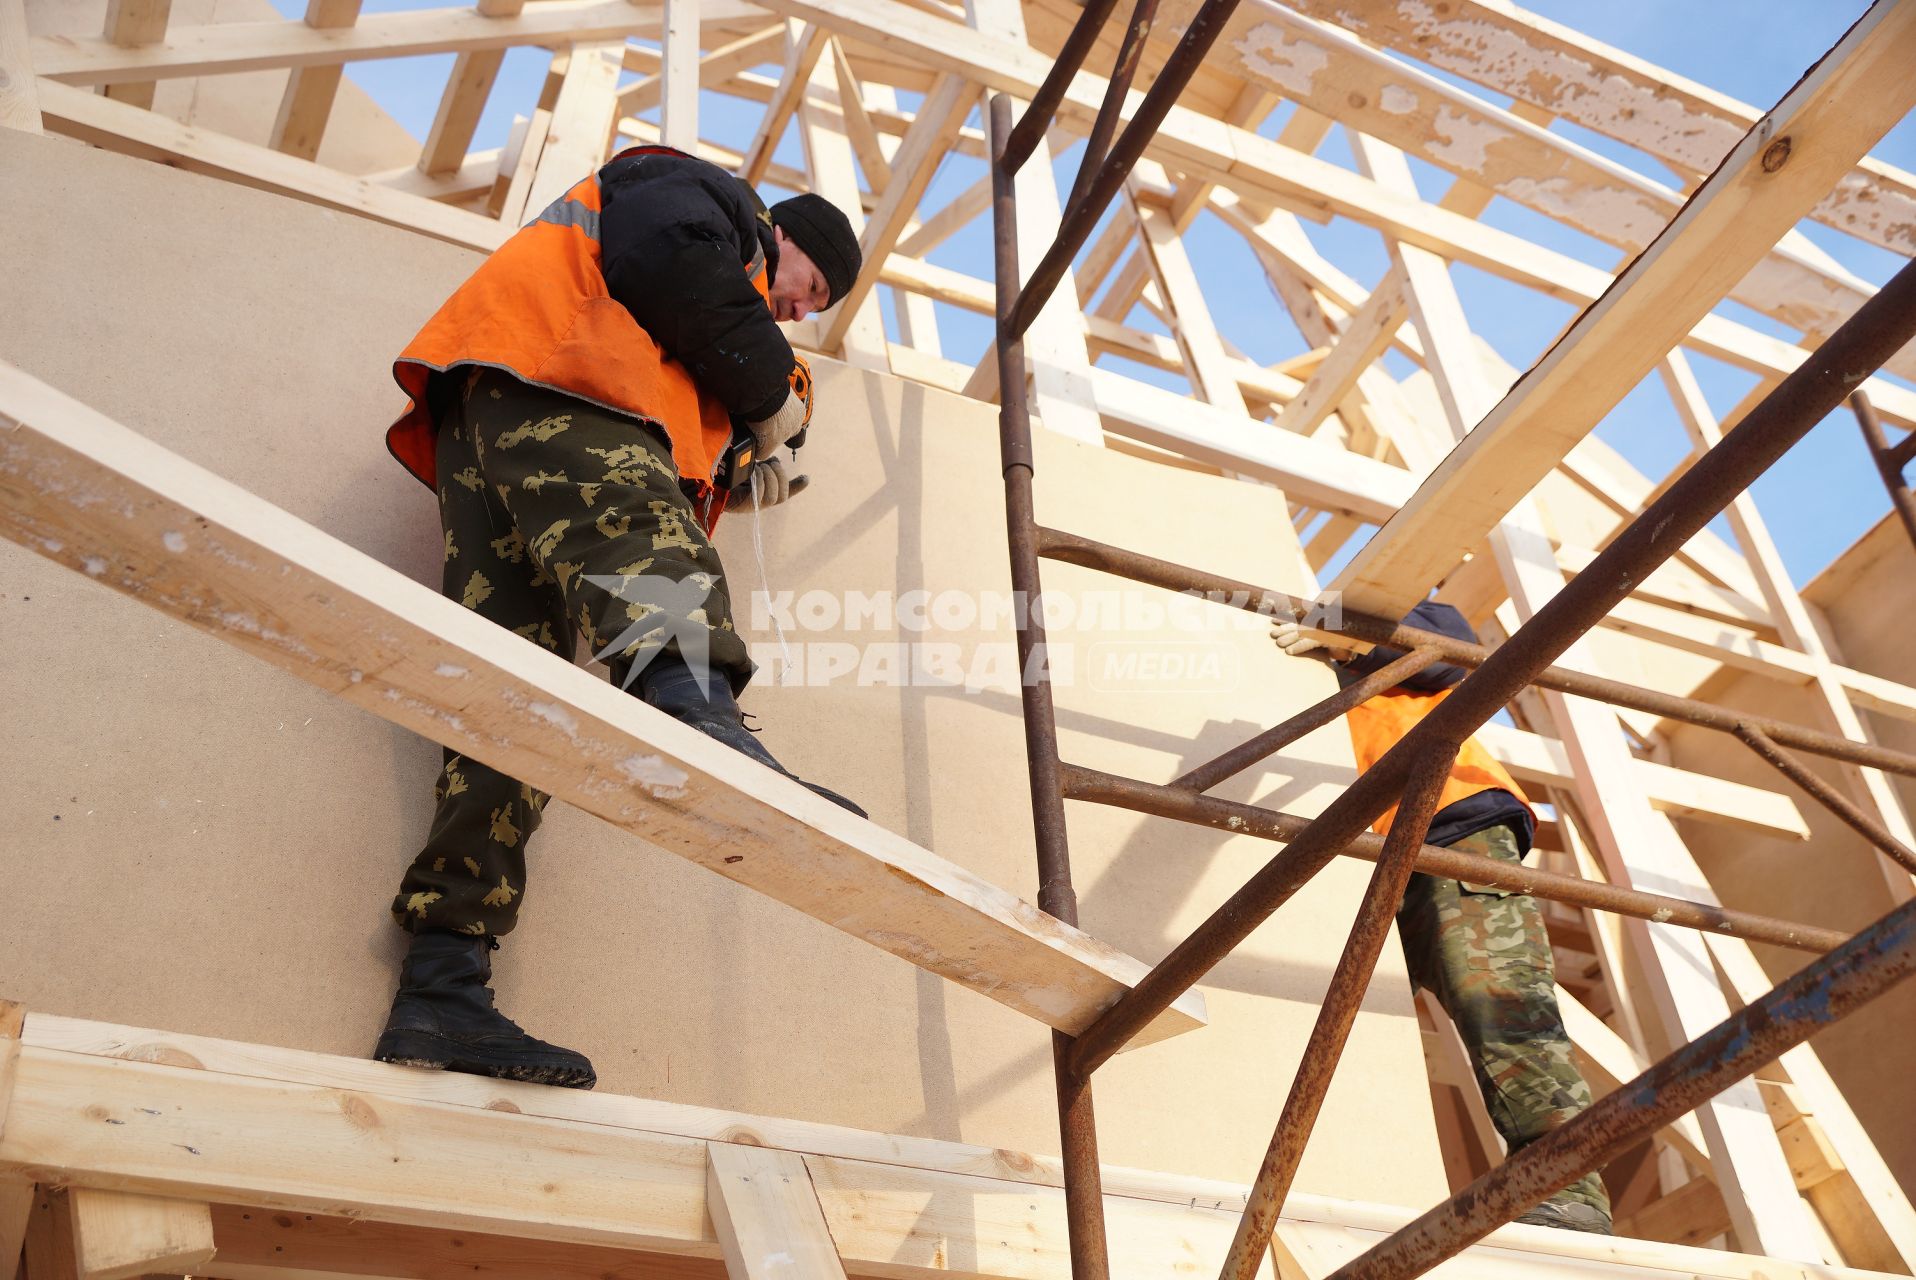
[
  {"xmin": 1273, "ymin": 601, "xmax": 1613, "ymax": 1233},
  {"xmin": 373, "ymin": 146, "xmax": 866, "ymax": 1089}
]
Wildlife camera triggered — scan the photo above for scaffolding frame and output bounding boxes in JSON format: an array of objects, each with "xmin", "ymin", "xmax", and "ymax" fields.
[{"xmin": 984, "ymin": 1, "xmax": 1916, "ymax": 1275}]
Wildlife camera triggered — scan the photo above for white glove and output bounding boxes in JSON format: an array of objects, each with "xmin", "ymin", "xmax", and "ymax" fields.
[
  {"xmin": 1271, "ymin": 619, "xmax": 1351, "ymax": 661},
  {"xmin": 729, "ymin": 457, "xmax": 809, "ymax": 510},
  {"xmin": 747, "ymin": 389, "xmax": 809, "ymax": 459}
]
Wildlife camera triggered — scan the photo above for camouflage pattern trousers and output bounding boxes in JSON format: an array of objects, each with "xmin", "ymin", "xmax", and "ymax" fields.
[
  {"xmin": 1397, "ymin": 822, "xmax": 1611, "ymax": 1216},
  {"xmin": 390, "ymin": 367, "xmax": 753, "ymax": 938}
]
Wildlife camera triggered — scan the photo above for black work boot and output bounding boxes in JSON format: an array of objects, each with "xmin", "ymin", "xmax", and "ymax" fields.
[
  {"xmin": 634, "ymin": 655, "xmax": 867, "ymax": 818},
  {"xmin": 373, "ymin": 930, "xmax": 596, "ymax": 1088}
]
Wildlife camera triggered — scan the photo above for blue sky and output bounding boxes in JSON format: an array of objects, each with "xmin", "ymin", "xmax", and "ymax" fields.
[{"xmin": 305, "ymin": 0, "xmax": 1916, "ymax": 587}]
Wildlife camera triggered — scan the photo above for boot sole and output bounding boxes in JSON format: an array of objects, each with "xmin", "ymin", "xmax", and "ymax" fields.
[{"xmin": 373, "ymin": 1028, "xmax": 597, "ymax": 1090}]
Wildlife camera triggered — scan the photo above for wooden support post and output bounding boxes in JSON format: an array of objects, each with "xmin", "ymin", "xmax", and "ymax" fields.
[
  {"xmin": 99, "ymin": 0, "xmax": 169, "ymax": 110},
  {"xmin": 739, "ymin": 20, "xmax": 827, "ymax": 187},
  {"xmin": 0, "ymin": 0, "xmax": 40, "ymax": 134},
  {"xmin": 820, "ymin": 73, "xmax": 974, "ymax": 353},
  {"xmin": 417, "ymin": 0, "xmax": 526, "ymax": 180},
  {"xmin": 521, "ymin": 41, "xmax": 624, "ymax": 220},
  {"xmin": 659, "ymin": 0, "xmax": 700, "ymax": 151},
  {"xmin": 1132, "ymin": 193, "xmax": 1249, "ymax": 419},
  {"xmin": 66, "ymin": 1190, "xmax": 214, "ymax": 1280},
  {"xmin": 1272, "ymin": 263, "xmax": 1406, "ymax": 437},
  {"xmin": 620, "ymin": 25, "xmax": 782, "ymax": 116},
  {"xmin": 705, "ymin": 1143, "xmax": 848, "ymax": 1279},
  {"xmin": 269, "ymin": 0, "xmax": 362, "ymax": 161},
  {"xmin": 826, "ymin": 37, "xmax": 889, "ymax": 192},
  {"xmin": 796, "ymin": 47, "xmax": 888, "ymax": 370}
]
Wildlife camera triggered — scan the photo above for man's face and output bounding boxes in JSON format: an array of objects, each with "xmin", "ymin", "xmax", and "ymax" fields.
[{"xmin": 769, "ymin": 226, "xmax": 832, "ymax": 323}]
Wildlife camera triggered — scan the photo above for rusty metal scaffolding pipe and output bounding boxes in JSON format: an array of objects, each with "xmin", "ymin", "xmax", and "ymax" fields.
[
  {"xmin": 1221, "ymin": 754, "xmax": 1456, "ymax": 1279},
  {"xmin": 990, "ymin": 92, "xmax": 1111, "ymax": 1280},
  {"xmin": 1035, "ymin": 525, "xmax": 1916, "ymax": 780},
  {"xmin": 1003, "ymin": 0, "xmax": 1244, "ymax": 342},
  {"xmin": 1173, "ymin": 647, "xmax": 1442, "ymax": 793},
  {"xmin": 1062, "ymin": 764, "xmax": 1848, "ymax": 955},
  {"xmin": 1851, "ymin": 389, "xmax": 1916, "ymax": 555},
  {"xmin": 1734, "ymin": 723, "xmax": 1916, "ymax": 875},
  {"xmin": 997, "ymin": 0, "xmax": 1123, "ymax": 176},
  {"xmin": 1064, "ymin": 253, "xmax": 1916, "ymax": 1078},
  {"xmin": 1321, "ymin": 891, "xmax": 1916, "ymax": 1280},
  {"xmin": 1062, "ymin": 0, "xmax": 1161, "ymax": 213}
]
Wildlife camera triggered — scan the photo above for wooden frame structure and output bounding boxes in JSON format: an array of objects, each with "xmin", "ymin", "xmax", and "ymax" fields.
[{"xmin": 5, "ymin": 0, "xmax": 1916, "ymax": 1275}]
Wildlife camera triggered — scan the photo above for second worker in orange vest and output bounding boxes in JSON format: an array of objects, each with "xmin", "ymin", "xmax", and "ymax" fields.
[
  {"xmin": 371, "ymin": 147, "xmax": 866, "ymax": 1090},
  {"xmin": 1272, "ymin": 601, "xmax": 1613, "ymax": 1234}
]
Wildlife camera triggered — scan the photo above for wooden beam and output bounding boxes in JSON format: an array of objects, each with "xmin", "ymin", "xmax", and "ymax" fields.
[
  {"xmin": 820, "ymin": 74, "xmax": 973, "ymax": 352},
  {"xmin": 522, "ymin": 41, "xmax": 624, "ymax": 220},
  {"xmin": 99, "ymin": 0, "xmax": 170, "ymax": 110},
  {"xmin": 659, "ymin": 0, "xmax": 700, "ymax": 151},
  {"xmin": 1330, "ymin": 0, "xmax": 1916, "ymax": 619},
  {"xmin": 1555, "ymin": 986, "xmax": 1710, "ymax": 1174},
  {"xmin": 36, "ymin": 79, "xmax": 506, "ymax": 252},
  {"xmin": 0, "ymin": 0, "xmax": 39, "ymax": 134},
  {"xmin": 1132, "ymin": 194, "xmax": 1248, "ymax": 417},
  {"xmin": 67, "ymin": 1189, "xmax": 214, "ymax": 1280},
  {"xmin": 795, "ymin": 46, "xmax": 888, "ymax": 370},
  {"xmin": 826, "ymin": 37, "xmax": 889, "ymax": 191},
  {"xmin": 738, "ymin": 21, "xmax": 827, "ymax": 186},
  {"xmin": 0, "ymin": 363, "xmax": 1207, "ymax": 1048},
  {"xmin": 1616, "ymin": 1174, "xmax": 1734, "ymax": 1250},
  {"xmin": 620, "ymin": 24, "xmax": 781, "ymax": 114},
  {"xmin": 1281, "ymin": 0, "xmax": 1916, "ymax": 258},
  {"xmin": 1271, "ymin": 264, "xmax": 1406, "ymax": 438},
  {"xmin": 34, "ymin": 0, "xmax": 755, "ymax": 84},
  {"xmin": 269, "ymin": 0, "xmax": 362, "ymax": 161},
  {"xmin": 21, "ymin": 1188, "xmax": 75, "ymax": 1280},
  {"xmin": 0, "ymin": 1002, "xmax": 24, "ymax": 1278},
  {"xmin": 704, "ymin": 1144, "xmax": 847, "ymax": 1280},
  {"xmin": 416, "ymin": 0, "xmax": 526, "ymax": 180}
]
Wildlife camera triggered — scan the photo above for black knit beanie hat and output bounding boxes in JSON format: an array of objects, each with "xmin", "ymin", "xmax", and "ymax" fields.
[{"xmin": 770, "ymin": 194, "xmax": 862, "ymax": 307}]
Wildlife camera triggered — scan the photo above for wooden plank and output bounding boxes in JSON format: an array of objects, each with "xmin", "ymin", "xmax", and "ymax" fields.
[
  {"xmin": 0, "ymin": 363, "xmax": 1206, "ymax": 1049},
  {"xmin": 0, "ymin": 0, "xmax": 39, "ymax": 134},
  {"xmin": 1280, "ymin": 0, "xmax": 1916, "ymax": 258},
  {"xmin": 738, "ymin": 21, "xmax": 827, "ymax": 186},
  {"xmin": 418, "ymin": 52, "xmax": 511, "ymax": 177},
  {"xmin": 0, "ymin": 1002, "xmax": 24, "ymax": 1278},
  {"xmin": 1084, "ymin": 366, "xmax": 1417, "ymax": 523},
  {"xmin": 826, "ymin": 38, "xmax": 888, "ymax": 191},
  {"xmin": 795, "ymin": 46, "xmax": 888, "ymax": 371},
  {"xmin": 269, "ymin": 0, "xmax": 362, "ymax": 161},
  {"xmin": 34, "ymin": 1, "xmax": 758, "ymax": 84},
  {"xmin": 36, "ymin": 79, "xmax": 506, "ymax": 252},
  {"xmin": 67, "ymin": 1190, "xmax": 214, "ymax": 1280},
  {"xmin": 659, "ymin": 0, "xmax": 700, "ymax": 151},
  {"xmin": 704, "ymin": 1144, "xmax": 847, "ymax": 1280},
  {"xmin": 1272, "ymin": 265, "xmax": 1405, "ymax": 438},
  {"xmin": 1330, "ymin": 0, "xmax": 1916, "ymax": 618},
  {"xmin": 99, "ymin": 0, "xmax": 170, "ymax": 110},
  {"xmin": 1616, "ymin": 1175, "xmax": 1733, "ymax": 1250},
  {"xmin": 820, "ymin": 73, "xmax": 974, "ymax": 352},
  {"xmin": 1555, "ymin": 987, "xmax": 1709, "ymax": 1174},
  {"xmin": 1132, "ymin": 195, "xmax": 1249, "ymax": 418},
  {"xmin": 521, "ymin": 41, "xmax": 624, "ymax": 220},
  {"xmin": 619, "ymin": 25, "xmax": 782, "ymax": 114},
  {"xmin": 1471, "ymin": 722, "xmax": 1808, "ymax": 841},
  {"xmin": 21, "ymin": 1188, "xmax": 74, "ymax": 1280}
]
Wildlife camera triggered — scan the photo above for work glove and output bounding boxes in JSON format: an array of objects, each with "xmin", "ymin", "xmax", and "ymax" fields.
[
  {"xmin": 1271, "ymin": 619, "xmax": 1352, "ymax": 662},
  {"xmin": 727, "ymin": 457, "xmax": 809, "ymax": 511},
  {"xmin": 746, "ymin": 356, "xmax": 815, "ymax": 460}
]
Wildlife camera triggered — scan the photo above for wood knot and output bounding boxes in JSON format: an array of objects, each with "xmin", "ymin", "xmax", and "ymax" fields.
[
  {"xmin": 336, "ymin": 1093, "xmax": 381, "ymax": 1129},
  {"xmin": 719, "ymin": 1126, "xmax": 765, "ymax": 1146},
  {"xmin": 1762, "ymin": 136, "xmax": 1793, "ymax": 173}
]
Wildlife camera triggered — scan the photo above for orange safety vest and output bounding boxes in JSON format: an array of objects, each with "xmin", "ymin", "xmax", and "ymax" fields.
[
  {"xmin": 384, "ymin": 146, "xmax": 765, "ymax": 506},
  {"xmin": 1345, "ymin": 686, "xmax": 1534, "ymax": 839}
]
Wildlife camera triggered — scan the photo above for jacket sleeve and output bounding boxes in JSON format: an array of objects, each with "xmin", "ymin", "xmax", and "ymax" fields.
[
  {"xmin": 1335, "ymin": 600, "xmax": 1476, "ymax": 693},
  {"xmin": 598, "ymin": 158, "xmax": 795, "ymax": 423}
]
